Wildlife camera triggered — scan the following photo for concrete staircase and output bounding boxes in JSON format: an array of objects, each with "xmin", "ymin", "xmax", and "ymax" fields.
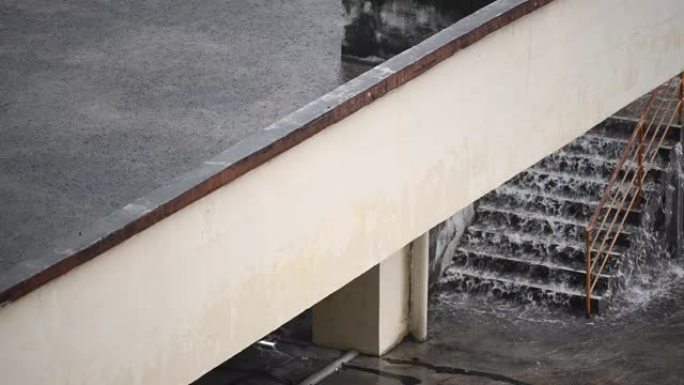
[{"xmin": 440, "ymin": 117, "xmax": 680, "ymax": 312}]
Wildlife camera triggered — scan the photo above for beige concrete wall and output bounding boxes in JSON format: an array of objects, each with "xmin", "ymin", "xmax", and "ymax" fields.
[{"xmin": 1, "ymin": 0, "xmax": 683, "ymax": 384}]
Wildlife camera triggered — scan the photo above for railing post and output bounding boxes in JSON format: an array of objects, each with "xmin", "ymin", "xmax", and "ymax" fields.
[
  {"xmin": 679, "ymin": 72, "xmax": 683, "ymax": 126},
  {"xmin": 637, "ymin": 121, "xmax": 645, "ymax": 200},
  {"xmin": 585, "ymin": 228, "xmax": 592, "ymax": 318},
  {"xmin": 678, "ymin": 73, "xmax": 683, "ymax": 258}
]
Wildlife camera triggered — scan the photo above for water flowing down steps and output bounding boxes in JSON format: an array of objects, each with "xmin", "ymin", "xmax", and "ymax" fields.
[{"xmin": 439, "ymin": 117, "xmax": 681, "ymax": 314}]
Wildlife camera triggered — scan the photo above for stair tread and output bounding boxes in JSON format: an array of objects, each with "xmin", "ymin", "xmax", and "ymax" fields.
[
  {"xmin": 518, "ymin": 168, "xmax": 659, "ymax": 197},
  {"xmin": 489, "ymin": 186, "xmax": 644, "ymax": 215},
  {"xmin": 552, "ymin": 149, "xmax": 667, "ymax": 171},
  {"xmin": 590, "ymin": 116, "xmax": 682, "ymax": 144},
  {"xmin": 442, "ymin": 264, "xmax": 605, "ymax": 300},
  {"xmin": 523, "ymin": 168, "xmax": 660, "ymax": 188},
  {"xmin": 523, "ymin": 168, "xmax": 611, "ymax": 184},
  {"xmin": 611, "ymin": 115, "xmax": 683, "ymax": 128},
  {"xmin": 477, "ymin": 204, "xmax": 638, "ymax": 235},
  {"xmin": 493, "ymin": 185, "xmax": 598, "ymax": 205},
  {"xmin": 582, "ymin": 133, "xmax": 676, "ymax": 152},
  {"xmin": 455, "ymin": 245, "xmax": 614, "ymax": 278},
  {"xmin": 466, "ymin": 223, "xmax": 627, "ymax": 257}
]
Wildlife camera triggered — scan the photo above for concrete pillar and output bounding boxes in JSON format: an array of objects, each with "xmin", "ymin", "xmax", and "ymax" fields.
[
  {"xmin": 312, "ymin": 233, "xmax": 429, "ymax": 356},
  {"xmin": 410, "ymin": 232, "xmax": 428, "ymax": 341}
]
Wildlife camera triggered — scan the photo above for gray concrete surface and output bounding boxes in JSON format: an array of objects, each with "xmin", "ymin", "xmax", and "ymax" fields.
[{"xmin": 0, "ymin": 0, "xmax": 345, "ymax": 273}]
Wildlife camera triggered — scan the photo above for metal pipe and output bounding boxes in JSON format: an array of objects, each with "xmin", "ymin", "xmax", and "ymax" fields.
[
  {"xmin": 410, "ymin": 232, "xmax": 429, "ymax": 341},
  {"xmin": 297, "ymin": 350, "xmax": 359, "ymax": 385}
]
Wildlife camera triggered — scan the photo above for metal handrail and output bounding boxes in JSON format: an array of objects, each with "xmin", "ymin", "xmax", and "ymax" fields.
[{"xmin": 585, "ymin": 74, "xmax": 684, "ymax": 317}]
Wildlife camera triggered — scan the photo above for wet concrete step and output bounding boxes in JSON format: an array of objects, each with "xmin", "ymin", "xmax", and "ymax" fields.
[
  {"xmin": 482, "ymin": 187, "xmax": 643, "ymax": 226},
  {"xmin": 564, "ymin": 135, "xmax": 676, "ymax": 164},
  {"xmin": 510, "ymin": 169, "xmax": 609, "ymax": 199},
  {"xmin": 462, "ymin": 224, "xmax": 624, "ymax": 270},
  {"xmin": 509, "ymin": 169, "xmax": 657, "ymax": 202},
  {"xmin": 455, "ymin": 239, "xmax": 590, "ymax": 273},
  {"xmin": 534, "ymin": 152, "xmax": 667, "ymax": 183},
  {"xmin": 439, "ymin": 265, "xmax": 606, "ymax": 314},
  {"xmin": 451, "ymin": 246, "xmax": 613, "ymax": 293},
  {"xmin": 476, "ymin": 205, "xmax": 635, "ymax": 248},
  {"xmin": 591, "ymin": 117, "xmax": 682, "ymax": 143}
]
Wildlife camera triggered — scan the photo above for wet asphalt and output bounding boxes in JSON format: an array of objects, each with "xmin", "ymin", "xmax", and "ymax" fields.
[{"xmin": 0, "ymin": 0, "xmax": 345, "ymax": 275}]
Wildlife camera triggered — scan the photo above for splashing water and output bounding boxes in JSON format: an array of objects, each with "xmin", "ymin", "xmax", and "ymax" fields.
[{"xmin": 611, "ymin": 143, "xmax": 684, "ymax": 317}]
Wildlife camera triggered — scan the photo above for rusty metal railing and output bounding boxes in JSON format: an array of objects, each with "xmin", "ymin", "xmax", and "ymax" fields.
[{"xmin": 585, "ymin": 74, "xmax": 684, "ymax": 317}]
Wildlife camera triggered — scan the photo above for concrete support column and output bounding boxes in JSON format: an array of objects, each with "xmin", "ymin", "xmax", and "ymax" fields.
[
  {"xmin": 410, "ymin": 232, "xmax": 429, "ymax": 341},
  {"xmin": 312, "ymin": 233, "xmax": 429, "ymax": 356},
  {"xmin": 312, "ymin": 246, "xmax": 410, "ymax": 356}
]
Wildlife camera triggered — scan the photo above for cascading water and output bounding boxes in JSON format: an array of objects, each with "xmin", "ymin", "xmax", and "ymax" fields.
[
  {"xmin": 610, "ymin": 143, "xmax": 684, "ymax": 315},
  {"xmin": 438, "ymin": 117, "xmax": 683, "ymax": 316}
]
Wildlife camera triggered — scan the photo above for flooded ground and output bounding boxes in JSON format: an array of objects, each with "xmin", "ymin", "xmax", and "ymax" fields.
[
  {"xmin": 398, "ymin": 278, "xmax": 684, "ymax": 385},
  {"xmin": 193, "ymin": 249, "xmax": 684, "ymax": 384}
]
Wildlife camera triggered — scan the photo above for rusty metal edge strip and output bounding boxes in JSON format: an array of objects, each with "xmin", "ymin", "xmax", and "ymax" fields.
[{"xmin": 0, "ymin": 0, "xmax": 554, "ymax": 305}]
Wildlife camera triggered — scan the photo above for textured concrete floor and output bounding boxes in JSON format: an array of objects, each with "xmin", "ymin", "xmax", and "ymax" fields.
[{"xmin": 0, "ymin": 0, "xmax": 345, "ymax": 273}]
